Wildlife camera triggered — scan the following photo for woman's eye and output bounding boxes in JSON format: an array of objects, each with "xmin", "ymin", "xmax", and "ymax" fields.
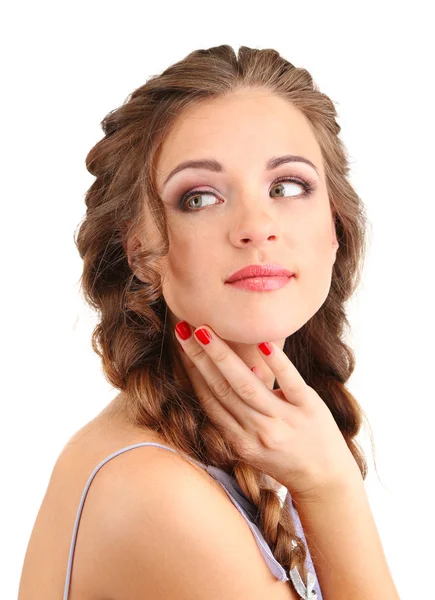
[
  {"xmin": 183, "ymin": 192, "xmax": 218, "ymax": 211},
  {"xmin": 179, "ymin": 178, "xmax": 312, "ymax": 212},
  {"xmin": 270, "ymin": 180, "xmax": 307, "ymax": 198}
]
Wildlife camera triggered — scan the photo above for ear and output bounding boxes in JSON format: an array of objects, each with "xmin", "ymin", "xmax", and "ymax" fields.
[
  {"xmin": 122, "ymin": 221, "xmax": 168, "ymax": 285},
  {"xmin": 121, "ymin": 220, "xmax": 142, "ymax": 272},
  {"xmin": 125, "ymin": 232, "xmax": 142, "ymax": 256}
]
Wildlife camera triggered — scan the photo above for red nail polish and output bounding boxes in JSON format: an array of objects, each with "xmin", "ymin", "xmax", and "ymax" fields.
[
  {"xmin": 175, "ymin": 321, "xmax": 191, "ymax": 340},
  {"xmin": 195, "ymin": 328, "xmax": 211, "ymax": 345},
  {"xmin": 258, "ymin": 342, "xmax": 272, "ymax": 356}
]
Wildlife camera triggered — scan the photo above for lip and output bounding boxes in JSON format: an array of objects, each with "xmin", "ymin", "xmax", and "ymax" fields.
[
  {"xmin": 226, "ymin": 275, "xmax": 294, "ymax": 292},
  {"xmin": 225, "ymin": 263, "xmax": 295, "ymax": 283}
]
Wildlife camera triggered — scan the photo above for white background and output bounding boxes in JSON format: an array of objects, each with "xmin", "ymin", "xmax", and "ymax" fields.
[{"xmin": 2, "ymin": 1, "xmax": 434, "ymax": 598}]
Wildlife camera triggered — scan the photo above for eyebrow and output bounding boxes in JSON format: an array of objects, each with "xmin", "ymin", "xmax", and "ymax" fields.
[{"xmin": 162, "ymin": 154, "xmax": 319, "ymax": 189}]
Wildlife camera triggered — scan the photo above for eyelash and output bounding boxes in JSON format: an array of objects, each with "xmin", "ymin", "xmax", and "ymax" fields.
[{"xmin": 177, "ymin": 175, "xmax": 318, "ymax": 212}]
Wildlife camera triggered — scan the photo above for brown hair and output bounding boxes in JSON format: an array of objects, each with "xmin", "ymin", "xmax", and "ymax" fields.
[{"xmin": 74, "ymin": 44, "xmax": 375, "ymax": 590}]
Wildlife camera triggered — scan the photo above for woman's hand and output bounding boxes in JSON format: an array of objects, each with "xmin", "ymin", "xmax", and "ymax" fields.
[{"xmin": 174, "ymin": 321, "xmax": 361, "ymax": 501}]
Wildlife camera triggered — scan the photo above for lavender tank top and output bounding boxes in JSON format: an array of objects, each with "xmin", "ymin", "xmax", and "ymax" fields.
[{"xmin": 63, "ymin": 442, "xmax": 322, "ymax": 600}]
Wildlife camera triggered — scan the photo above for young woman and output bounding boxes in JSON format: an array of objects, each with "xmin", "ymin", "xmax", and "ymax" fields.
[{"xmin": 18, "ymin": 45, "xmax": 400, "ymax": 600}]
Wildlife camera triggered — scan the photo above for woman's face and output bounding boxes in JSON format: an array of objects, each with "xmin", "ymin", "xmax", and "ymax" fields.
[{"xmin": 154, "ymin": 89, "xmax": 339, "ymax": 344}]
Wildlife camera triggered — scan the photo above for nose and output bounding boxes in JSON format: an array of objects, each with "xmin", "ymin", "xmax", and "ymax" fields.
[{"xmin": 229, "ymin": 208, "xmax": 281, "ymax": 248}]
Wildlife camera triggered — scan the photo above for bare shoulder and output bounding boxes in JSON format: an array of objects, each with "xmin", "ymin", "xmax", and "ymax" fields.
[{"xmin": 81, "ymin": 445, "xmax": 298, "ymax": 600}]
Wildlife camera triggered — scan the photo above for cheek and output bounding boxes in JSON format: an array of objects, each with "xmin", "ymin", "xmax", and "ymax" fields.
[
  {"xmin": 296, "ymin": 222, "xmax": 336, "ymax": 298},
  {"xmin": 298, "ymin": 210, "xmax": 335, "ymax": 261},
  {"xmin": 314, "ymin": 226, "xmax": 335, "ymax": 259},
  {"xmin": 161, "ymin": 236, "xmax": 222, "ymax": 329},
  {"xmin": 164, "ymin": 230, "xmax": 217, "ymax": 287}
]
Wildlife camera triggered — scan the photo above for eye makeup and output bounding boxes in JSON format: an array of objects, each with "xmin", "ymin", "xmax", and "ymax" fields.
[{"xmin": 175, "ymin": 173, "xmax": 319, "ymax": 213}]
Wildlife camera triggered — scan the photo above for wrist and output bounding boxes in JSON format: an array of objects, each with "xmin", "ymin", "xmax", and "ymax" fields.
[{"xmin": 287, "ymin": 467, "xmax": 364, "ymax": 505}]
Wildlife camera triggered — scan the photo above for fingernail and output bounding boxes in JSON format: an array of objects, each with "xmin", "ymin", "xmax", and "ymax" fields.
[
  {"xmin": 258, "ymin": 342, "xmax": 272, "ymax": 356},
  {"xmin": 175, "ymin": 321, "xmax": 191, "ymax": 340},
  {"xmin": 194, "ymin": 328, "xmax": 211, "ymax": 345}
]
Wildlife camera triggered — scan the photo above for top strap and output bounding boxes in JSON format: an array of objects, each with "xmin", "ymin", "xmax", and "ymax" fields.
[{"xmin": 63, "ymin": 442, "xmax": 207, "ymax": 600}]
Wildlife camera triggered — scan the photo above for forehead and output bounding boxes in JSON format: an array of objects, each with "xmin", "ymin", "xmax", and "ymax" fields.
[{"xmin": 155, "ymin": 89, "xmax": 324, "ymax": 185}]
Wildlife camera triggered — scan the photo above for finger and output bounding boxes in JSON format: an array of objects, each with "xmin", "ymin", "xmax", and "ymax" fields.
[
  {"xmin": 175, "ymin": 324, "xmax": 264, "ymax": 428},
  {"xmin": 256, "ymin": 341, "xmax": 308, "ymax": 408},
  {"xmin": 175, "ymin": 331, "xmax": 252, "ymax": 440},
  {"xmin": 178, "ymin": 324, "xmax": 285, "ymax": 420},
  {"xmin": 250, "ymin": 366, "xmax": 263, "ymax": 380},
  {"xmin": 182, "ymin": 340, "xmax": 264, "ymax": 384},
  {"xmin": 191, "ymin": 325, "xmax": 307, "ymax": 412}
]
